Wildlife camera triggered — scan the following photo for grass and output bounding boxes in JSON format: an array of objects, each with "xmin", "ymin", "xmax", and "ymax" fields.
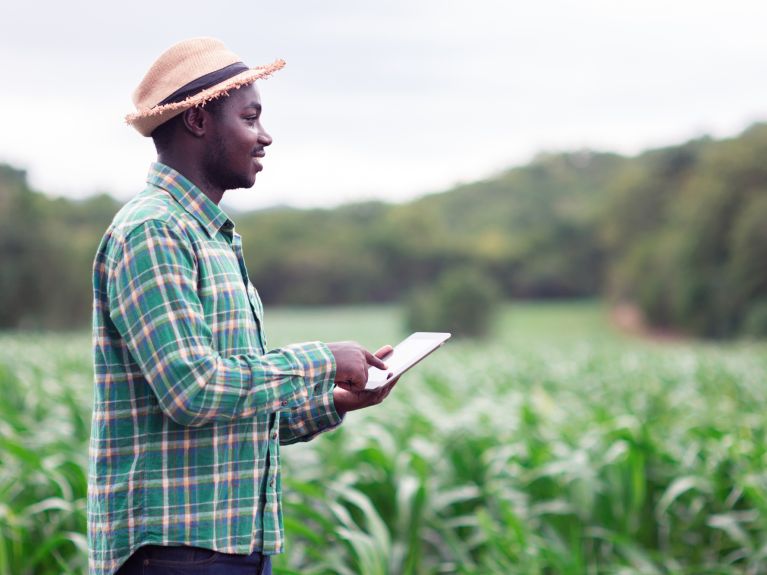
[{"xmin": 1, "ymin": 302, "xmax": 766, "ymax": 574}]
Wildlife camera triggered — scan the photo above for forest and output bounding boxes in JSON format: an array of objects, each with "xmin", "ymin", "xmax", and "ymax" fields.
[{"xmin": 1, "ymin": 123, "xmax": 765, "ymax": 338}]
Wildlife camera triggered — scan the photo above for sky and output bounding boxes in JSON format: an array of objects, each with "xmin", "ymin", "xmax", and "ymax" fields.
[{"xmin": 1, "ymin": 0, "xmax": 766, "ymax": 212}]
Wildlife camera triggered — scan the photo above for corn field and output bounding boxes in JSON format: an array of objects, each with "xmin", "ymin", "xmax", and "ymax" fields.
[{"xmin": 1, "ymin": 303, "xmax": 766, "ymax": 574}]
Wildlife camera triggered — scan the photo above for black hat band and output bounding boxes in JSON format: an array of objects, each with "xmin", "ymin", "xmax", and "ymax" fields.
[{"xmin": 156, "ymin": 62, "xmax": 250, "ymax": 107}]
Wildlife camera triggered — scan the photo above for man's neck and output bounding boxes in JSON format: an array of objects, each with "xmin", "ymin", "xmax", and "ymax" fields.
[{"xmin": 156, "ymin": 153, "xmax": 225, "ymax": 205}]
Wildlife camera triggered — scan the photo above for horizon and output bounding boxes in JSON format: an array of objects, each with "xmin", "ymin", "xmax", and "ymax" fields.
[
  {"xmin": 8, "ymin": 120, "xmax": 762, "ymax": 214},
  {"xmin": 2, "ymin": 0, "xmax": 766, "ymax": 212}
]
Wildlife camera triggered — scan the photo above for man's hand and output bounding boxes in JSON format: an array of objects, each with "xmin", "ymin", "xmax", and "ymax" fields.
[
  {"xmin": 327, "ymin": 341, "xmax": 388, "ymax": 392},
  {"xmin": 333, "ymin": 345, "xmax": 400, "ymax": 416}
]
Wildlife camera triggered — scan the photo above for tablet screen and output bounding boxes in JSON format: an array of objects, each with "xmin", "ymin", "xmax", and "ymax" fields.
[{"xmin": 366, "ymin": 332, "xmax": 451, "ymax": 389}]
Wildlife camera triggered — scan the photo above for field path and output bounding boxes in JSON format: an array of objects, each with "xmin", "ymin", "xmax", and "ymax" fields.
[{"xmin": 610, "ymin": 303, "xmax": 688, "ymax": 342}]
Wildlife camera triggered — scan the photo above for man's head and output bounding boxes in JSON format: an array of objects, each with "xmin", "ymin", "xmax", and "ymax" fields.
[
  {"xmin": 126, "ymin": 38, "xmax": 282, "ymax": 192},
  {"xmin": 151, "ymin": 84, "xmax": 272, "ymax": 191}
]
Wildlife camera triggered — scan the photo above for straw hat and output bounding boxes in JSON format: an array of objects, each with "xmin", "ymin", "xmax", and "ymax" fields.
[{"xmin": 126, "ymin": 37, "xmax": 285, "ymax": 137}]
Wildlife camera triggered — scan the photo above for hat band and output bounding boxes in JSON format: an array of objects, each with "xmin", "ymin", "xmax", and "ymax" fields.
[{"xmin": 156, "ymin": 62, "xmax": 250, "ymax": 107}]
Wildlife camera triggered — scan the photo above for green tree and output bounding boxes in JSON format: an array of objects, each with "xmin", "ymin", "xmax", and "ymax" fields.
[{"xmin": 405, "ymin": 267, "xmax": 500, "ymax": 338}]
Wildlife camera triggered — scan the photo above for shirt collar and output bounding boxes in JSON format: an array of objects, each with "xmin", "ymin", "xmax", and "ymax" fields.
[{"xmin": 146, "ymin": 162, "xmax": 233, "ymax": 238}]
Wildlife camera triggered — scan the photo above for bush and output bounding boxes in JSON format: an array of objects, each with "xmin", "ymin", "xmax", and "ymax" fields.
[
  {"xmin": 404, "ymin": 267, "xmax": 500, "ymax": 338},
  {"xmin": 743, "ymin": 300, "xmax": 767, "ymax": 337}
]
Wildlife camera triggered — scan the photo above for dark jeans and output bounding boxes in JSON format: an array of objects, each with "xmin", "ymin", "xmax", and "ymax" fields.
[{"xmin": 115, "ymin": 544, "xmax": 272, "ymax": 575}]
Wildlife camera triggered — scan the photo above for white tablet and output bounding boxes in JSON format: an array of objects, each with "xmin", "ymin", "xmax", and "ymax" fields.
[{"xmin": 366, "ymin": 332, "xmax": 451, "ymax": 389}]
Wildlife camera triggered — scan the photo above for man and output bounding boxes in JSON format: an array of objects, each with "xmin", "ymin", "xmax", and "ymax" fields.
[{"xmin": 89, "ymin": 37, "xmax": 398, "ymax": 575}]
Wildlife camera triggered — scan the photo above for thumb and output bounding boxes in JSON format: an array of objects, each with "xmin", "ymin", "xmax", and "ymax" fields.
[{"xmin": 374, "ymin": 345, "xmax": 394, "ymax": 359}]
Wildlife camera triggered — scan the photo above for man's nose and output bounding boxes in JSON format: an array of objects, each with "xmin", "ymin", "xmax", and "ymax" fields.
[{"xmin": 258, "ymin": 128, "xmax": 273, "ymax": 147}]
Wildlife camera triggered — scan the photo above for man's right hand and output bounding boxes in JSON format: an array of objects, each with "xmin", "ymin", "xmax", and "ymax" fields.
[{"xmin": 327, "ymin": 341, "xmax": 387, "ymax": 392}]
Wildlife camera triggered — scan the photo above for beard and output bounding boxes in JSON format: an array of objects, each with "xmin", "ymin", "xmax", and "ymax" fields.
[{"xmin": 202, "ymin": 132, "xmax": 255, "ymax": 191}]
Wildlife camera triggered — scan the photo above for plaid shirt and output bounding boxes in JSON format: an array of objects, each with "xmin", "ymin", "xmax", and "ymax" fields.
[{"xmin": 88, "ymin": 162, "xmax": 341, "ymax": 575}]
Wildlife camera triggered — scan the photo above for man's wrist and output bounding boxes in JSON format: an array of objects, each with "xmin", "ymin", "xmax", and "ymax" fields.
[{"xmin": 332, "ymin": 387, "xmax": 348, "ymax": 418}]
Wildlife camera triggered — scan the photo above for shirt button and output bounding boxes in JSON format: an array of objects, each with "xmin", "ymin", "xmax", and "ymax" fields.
[
  {"xmin": 269, "ymin": 479, "xmax": 275, "ymax": 487},
  {"xmin": 271, "ymin": 432, "xmax": 277, "ymax": 440},
  {"xmin": 281, "ymin": 400, "xmax": 288, "ymax": 406}
]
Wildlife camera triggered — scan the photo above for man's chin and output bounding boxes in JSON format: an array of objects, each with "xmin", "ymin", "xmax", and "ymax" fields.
[
  {"xmin": 227, "ymin": 175, "xmax": 257, "ymax": 191},
  {"xmin": 245, "ymin": 166, "xmax": 261, "ymax": 188}
]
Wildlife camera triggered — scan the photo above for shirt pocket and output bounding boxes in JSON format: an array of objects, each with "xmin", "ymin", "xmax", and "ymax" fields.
[
  {"xmin": 212, "ymin": 277, "xmax": 251, "ymax": 314},
  {"xmin": 197, "ymin": 243, "xmax": 261, "ymax": 352}
]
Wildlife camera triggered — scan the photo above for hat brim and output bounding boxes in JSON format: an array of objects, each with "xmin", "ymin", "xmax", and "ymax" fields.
[{"xmin": 125, "ymin": 59, "xmax": 285, "ymax": 137}]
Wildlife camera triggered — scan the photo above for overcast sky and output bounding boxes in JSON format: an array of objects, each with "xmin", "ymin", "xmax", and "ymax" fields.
[{"xmin": 1, "ymin": 0, "xmax": 766, "ymax": 211}]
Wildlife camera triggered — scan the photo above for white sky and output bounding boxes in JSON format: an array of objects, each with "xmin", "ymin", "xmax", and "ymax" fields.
[{"xmin": 1, "ymin": 0, "xmax": 766, "ymax": 211}]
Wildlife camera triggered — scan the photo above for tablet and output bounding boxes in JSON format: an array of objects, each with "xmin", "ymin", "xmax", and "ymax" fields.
[{"xmin": 366, "ymin": 332, "xmax": 451, "ymax": 389}]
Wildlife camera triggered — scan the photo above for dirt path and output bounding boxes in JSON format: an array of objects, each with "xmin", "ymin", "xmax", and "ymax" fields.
[{"xmin": 610, "ymin": 303, "xmax": 688, "ymax": 343}]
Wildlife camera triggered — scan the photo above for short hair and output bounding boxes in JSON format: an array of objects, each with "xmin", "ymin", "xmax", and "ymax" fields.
[
  {"xmin": 200, "ymin": 95, "xmax": 227, "ymax": 117},
  {"xmin": 151, "ymin": 96, "xmax": 229, "ymax": 152}
]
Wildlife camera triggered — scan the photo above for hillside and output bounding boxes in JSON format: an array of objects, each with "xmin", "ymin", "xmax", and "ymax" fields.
[{"xmin": 1, "ymin": 123, "xmax": 765, "ymax": 337}]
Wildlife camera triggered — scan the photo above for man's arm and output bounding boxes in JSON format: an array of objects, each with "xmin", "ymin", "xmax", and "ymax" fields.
[{"xmin": 107, "ymin": 219, "xmax": 342, "ymax": 427}]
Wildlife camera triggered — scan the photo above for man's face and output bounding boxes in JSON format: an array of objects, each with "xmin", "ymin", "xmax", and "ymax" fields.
[{"xmin": 203, "ymin": 83, "xmax": 272, "ymax": 191}]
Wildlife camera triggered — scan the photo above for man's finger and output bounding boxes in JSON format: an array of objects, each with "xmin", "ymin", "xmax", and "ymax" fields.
[
  {"xmin": 375, "ymin": 376, "xmax": 399, "ymax": 402},
  {"xmin": 383, "ymin": 375, "xmax": 400, "ymax": 392},
  {"xmin": 365, "ymin": 349, "xmax": 387, "ymax": 370}
]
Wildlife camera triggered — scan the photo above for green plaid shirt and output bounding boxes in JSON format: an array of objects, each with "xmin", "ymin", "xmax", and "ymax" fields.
[{"xmin": 88, "ymin": 162, "xmax": 341, "ymax": 575}]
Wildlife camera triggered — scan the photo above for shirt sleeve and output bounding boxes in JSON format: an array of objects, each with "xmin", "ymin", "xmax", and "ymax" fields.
[
  {"xmin": 278, "ymin": 379, "xmax": 344, "ymax": 445},
  {"xmin": 107, "ymin": 219, "xmax": 336, "ymax": 427}
]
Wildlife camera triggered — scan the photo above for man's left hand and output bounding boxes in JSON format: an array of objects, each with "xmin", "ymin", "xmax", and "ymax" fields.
[{"xmin": 333, "ymin": 345, "xmax": 399, "ymax": 416}]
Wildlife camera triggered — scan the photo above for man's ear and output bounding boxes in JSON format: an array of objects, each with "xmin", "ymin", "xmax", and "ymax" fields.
[{"xmin": 181, "ymin": 107, "xmax": 207, "ymax": 138}]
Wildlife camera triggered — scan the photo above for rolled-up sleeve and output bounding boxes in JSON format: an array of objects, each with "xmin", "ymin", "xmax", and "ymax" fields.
[{"xmin": 107, "ymin": 219, "xmax": 336, "ymax": 427}]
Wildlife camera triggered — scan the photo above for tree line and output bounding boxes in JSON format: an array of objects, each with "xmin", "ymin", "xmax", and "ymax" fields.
[{"xmin": 1, "ymin": 123, "xmax": 765, "ymax": 337}]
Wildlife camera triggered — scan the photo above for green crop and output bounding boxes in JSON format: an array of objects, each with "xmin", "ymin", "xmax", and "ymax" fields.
[
  {"xmin": 1, "ymin": 303, "xmax": 766, "ymax": 574},
  {"xmin": 0, "ymin": 333, "xmax": 90, "ymax": 574}
]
